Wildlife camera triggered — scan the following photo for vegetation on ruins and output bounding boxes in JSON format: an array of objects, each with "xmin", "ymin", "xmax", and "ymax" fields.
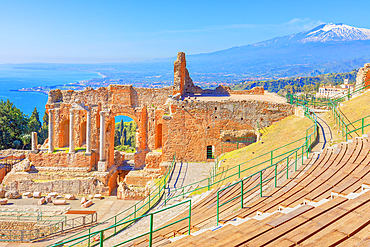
[
  {"xmin": 217, "ymin": 115, "xmax": 313, "ymax": 186},
  {"xmin": 114, "ymin": 119, "xmax": 137, "ymax": 152},
  {"xmin": 232, "ymin": 70, "xmax": 358, "ymax": 95},
  {"xmin": 0, "ymin": 100, "xmax": 47, "ymax": 150}
]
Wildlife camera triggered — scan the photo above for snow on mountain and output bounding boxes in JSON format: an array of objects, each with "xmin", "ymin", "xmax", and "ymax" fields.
[
  {"xmin": 253, "ymin": 23, "xmax": 370, "ymax": 47},
  {"xmin": 303, "ymin": 23, "xmax": 370, "ymax": 42}
]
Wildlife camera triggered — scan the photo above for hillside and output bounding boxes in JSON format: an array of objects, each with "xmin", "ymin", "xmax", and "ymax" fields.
[
  {"xmin": 232, "ymin": 70, "xmax": 358, "ymax": 94},
  {"xmin": 216, "ymin": 115, "xmax": 314, "ymax": 186},
  {"xmin": 324, "ymin": 90, "xmax": 370, "ymax": 142}
]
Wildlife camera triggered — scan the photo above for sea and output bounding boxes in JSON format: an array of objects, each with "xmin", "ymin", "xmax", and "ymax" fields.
[{"xmin": 0, "ymin": 66, "xmax": 132, "ymax": 122}]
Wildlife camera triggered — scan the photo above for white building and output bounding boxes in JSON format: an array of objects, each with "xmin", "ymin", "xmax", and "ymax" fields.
[{"xmin": 317, "ymin": 81, "xmax": 354, "ymax": 98}]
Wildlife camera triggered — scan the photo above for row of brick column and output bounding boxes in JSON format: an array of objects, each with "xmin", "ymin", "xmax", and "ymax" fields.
[
  {"xmin": 47, "ymin": 108, "xmax": 94, "ymax": 155},
  {"xmin": 45, "ymin": 109, "xmax": 108, "ymax": 171}
]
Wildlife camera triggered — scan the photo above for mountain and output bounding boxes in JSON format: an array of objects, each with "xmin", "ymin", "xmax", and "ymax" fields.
[
  {"xmin": 10, "ymin": 23, "xmax": 370, "ymax": 86},
  {"xmin": 253, "ymin": 23, "xmax": 370, "ymax": 46},
  {"xmin": 180, "ymin": 23, "xmax": 370, "ymax": 81}
]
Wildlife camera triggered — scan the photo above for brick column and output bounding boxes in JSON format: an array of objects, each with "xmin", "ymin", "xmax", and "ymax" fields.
[
  {"xmin": 85, "ymin": 108, "xmax": 92, "ymax": 155},
  {"xmin": 69, "ymin": 109, "xmax": 75, "ymax": 153},
  {"xmin": 48, "ymin": 109, "xmax": 54, "ymax": 153},
  {"xmin": 31, "ymin": 132, "xmax": 38, "ymax": 153},
  {"xmin": 98, "ymin": 111, "xmax": 108, "ymax": 171}
]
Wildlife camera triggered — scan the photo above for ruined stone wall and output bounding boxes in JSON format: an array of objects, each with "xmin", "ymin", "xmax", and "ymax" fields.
[
  {"xmin": 356, "ymin": 63, "xmax": 370, "ymax": 88},
  {"xmin": 3, "ymin": 179, "xmax": 110, "ymax": 196},
  {"xmin": 29, "ymin": 152, "xmax": 95, "ymax": 169},
  {"xmin": 0, "ymin": 167, "xmax": 6, "ymax": 183},
  {"xmin": 230, "ymin": 87, "xmax": 264, "ymax": 95},
  {"xmin": 162, "ymin": 99, "xmax": 293, "ymax": 161}
]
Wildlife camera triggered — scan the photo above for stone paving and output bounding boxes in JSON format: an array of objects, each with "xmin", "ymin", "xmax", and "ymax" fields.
[
  {"xmin": 0, "ymin": 195, "xmax": 138, "ymax": 247},
  {"xmin": 311, "ymin": 113, "xmax": 333, "ymax": 152},
  {"xmin": 105, "ymin": 162, "xmax": 214, "ymax": 246}
]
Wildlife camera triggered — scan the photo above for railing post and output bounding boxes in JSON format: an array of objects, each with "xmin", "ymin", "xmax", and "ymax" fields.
[
  {"xmin": 149, "ymin": 214, "xmax": 154, "ymax": 247},
  {"xmin": 260, "ymin": 171, "xmax": 263, "ymax": 197},
  {"xmin": 295, "ymin": 150, "xmax": 298, "ymax": 171},
  {"xmin": 114, "ymin": 216, "xmax": 117, "ymax": 234},
  {"xmin": 274, "ymin": 163, "xmax": 277, "ymax": 187},
  {"xmin": 238, "ymin": 165, "xmax": 241, "ymax": 179},
  {"xmin": 134, "ymin": 204, "xmax": 137, "ymax": 218},
  {"xmin": 240, "ymin": 180, "xmax": 244, "ymax": 209},
  {"xmin": 270, "ymin": 151, "xmax": 273, "ymax": 167},
  {"xmin": 362, "ymin": 118, "xmax": 364, "ymax": 135},
  {"xmin": 188, "ymin": 200, "xmax": 192, "ymax": 235},
  {"xmin": 216, "ymin": 192, "xmax": 220, "ymax": 226},
  {"xmin": 302, "ymin": 146, "xmax": 304, "ymax": 166},
  {"xmin": 286, "ymin": 157, "xmax": 289, "ymax": 180},
  {"xmin": 208, "ymin": 177, "xmax": 210, "ymax": 191},
  {"xmin": 99, "ymin": 231, "xmax": 104, "ymax": 247},
  {"xmin": 88, "ymin": 228, "xmax": 91, "ymax": 247},
  {"xmin": 346, "ymin": 125, "xmax": 348, "ymax": 142}
]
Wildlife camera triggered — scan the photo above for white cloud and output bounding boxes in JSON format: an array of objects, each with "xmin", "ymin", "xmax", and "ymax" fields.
[{"xmin": 149, "ymin": 18, "xmax": 325, "ymax": 35}]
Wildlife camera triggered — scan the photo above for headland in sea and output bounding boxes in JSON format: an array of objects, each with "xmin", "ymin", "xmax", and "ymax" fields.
[{"xmin": 0, "ymin": 66, "xmax": 101, "ymax": 117}]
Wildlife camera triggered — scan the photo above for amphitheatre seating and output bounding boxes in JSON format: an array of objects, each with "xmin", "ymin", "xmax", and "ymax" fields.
[
  {"xmin": 119, "ymin": 135, "xmax": 370, "ymax": 246},
  {"xmin": 121, "ymin": 148, "xmax": 317, "ymax": 245},
  {"xmin": 157, "ymin": 135, "xmax": 370, "ymax": 246}
]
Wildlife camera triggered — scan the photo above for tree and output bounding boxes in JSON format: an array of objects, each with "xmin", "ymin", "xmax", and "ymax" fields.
[
  {"xmin": 28, "ymin": 107, "xmax": 41, "ymax": 133},
  {"xmin": 20, "ymin": 134, "xmax": 31, "ymax": 150},
  {"xmin": 39, "ymin": 110, "xmax": 49, "ymax": 145},
  {"xmin": 0, "ymin": 99, "xmax": 28, "ymax": 149}
]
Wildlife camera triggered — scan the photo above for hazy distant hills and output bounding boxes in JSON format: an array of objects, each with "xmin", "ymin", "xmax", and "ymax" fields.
[
  {"xmin": 184, "ymin": 23, "xmax": 370, "ymax": 79},
  {"xmin": 8, "ymin": 23, "xmax": 370, "ymax": 86}
]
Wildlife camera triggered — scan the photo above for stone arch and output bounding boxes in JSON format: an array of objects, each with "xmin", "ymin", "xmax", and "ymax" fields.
[
  {"xmin": 104, "ymin": 108, "xmax": 148, "ymax": 170},
  {"xmin": 60, "ymin": 119, "xmax": 69, "ymax": 148}
]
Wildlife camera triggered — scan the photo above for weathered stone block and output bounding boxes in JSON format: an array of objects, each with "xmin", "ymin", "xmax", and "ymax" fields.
[
  {"xmin": 5, "ymin": 191, "xmax": 20, "ymax": 199},
  {"xmin": 22, "ymin": 192, "xmax": 32, "ymax": 198},
  {"xmin": 81, "ymin": 200, "xmax": 93, "ymax": 208},
  {"xmin": 33, "ymin": 192, "xmax": 42, "ymax": 198},
  {"xmin": 65, "ymin": 194, "xmax": 76, "ymax": 200},
  {"xmin": 53, "ymin": 200, "xmax": 67, "ymax": 205}
]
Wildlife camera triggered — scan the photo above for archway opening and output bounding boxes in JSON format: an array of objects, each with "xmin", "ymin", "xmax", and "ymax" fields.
[
  {"xmin": 207, "ymin": 145, "xmax": 214, "ymax": 159},
  {"xmin": 155, "ymin": 123, "xmax": 163, "ymax": 149},
  {"xmin": 60, "ymin": 119, "xmax": 69, "ymax": 147},
  {"xmin": 114, "ymin": 115, "xmax": 137, "ymax": 153},
  {"xmin": 80, "ymin": 121, "xmax": 86, "ymax": 146}
]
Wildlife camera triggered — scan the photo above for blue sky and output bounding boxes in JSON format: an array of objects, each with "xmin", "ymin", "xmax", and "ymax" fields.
[{"xmin": 1, "ymin": 0, "xmax": 370, "ymax": 64}]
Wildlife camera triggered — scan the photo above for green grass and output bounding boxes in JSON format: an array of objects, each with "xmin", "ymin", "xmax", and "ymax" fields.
[
  {"xmin": 214, "ymin": 115, "xmax": 314, "ymax": 186},
  {"xmin": 324, "ymin": 90, "xmax": 370, "ymax": 142}
]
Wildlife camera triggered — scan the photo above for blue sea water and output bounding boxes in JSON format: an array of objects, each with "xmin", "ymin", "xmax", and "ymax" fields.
[{"xmin": 0, "ymin": 66, "xmax": 132, "ymax": 122}]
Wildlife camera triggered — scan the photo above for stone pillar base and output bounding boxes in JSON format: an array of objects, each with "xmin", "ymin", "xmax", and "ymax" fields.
[
  {"xmin": 30, "ymin": 150, "xmax": 38, "ymax": 154},
  {"xmin": 85, "ymin": 152, "xmax": 92, "ymax": 156},
  {"xmin": 98, "ymin": 161, "xmax": 107, "ymax": 172}
]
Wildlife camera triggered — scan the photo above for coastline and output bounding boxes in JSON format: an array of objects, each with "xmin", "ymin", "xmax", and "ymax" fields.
[{"xmin": 12, "ymin": 71, "xmax": 106, "ymax": 95}]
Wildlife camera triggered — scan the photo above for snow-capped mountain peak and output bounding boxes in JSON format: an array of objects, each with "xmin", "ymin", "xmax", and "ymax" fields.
[
  {"xmin": 302, "ymin": 23, "xmax": 370, "ymax": 42},
  {"xmin": 253, "ymin": 23, "xmax": 370, "ymax": 47}
]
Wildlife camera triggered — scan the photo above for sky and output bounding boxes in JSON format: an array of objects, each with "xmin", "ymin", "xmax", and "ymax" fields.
[{"xmin": 1, "ymin": 0, "xmax": 370, "ymax": 64}]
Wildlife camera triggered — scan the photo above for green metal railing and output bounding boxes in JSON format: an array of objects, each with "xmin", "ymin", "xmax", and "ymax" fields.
[
  {"xmin": 55, "ymin": 81, "xmax": 370, "ymax": 246},
  {"xmin": 0, "ymin": 211, "xmax": 66, "ymax": 222},
  {"xmin": 0, "ymin": 212, "xmax": 97, "ymax": 242},
  {"xmin": 52, "ymin": 199, "xmax": 191, "ymax": 247},
  {"xmin": 216, "ymin": 103, "xmax": 318, "ymax": 224},
  {"xmin": 160, "ymin": 113, "xmax": 317, "ymax": 207},
  {"xmin": 50, "ymin": 155, "xmax": 176, "ymax": 247}
]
